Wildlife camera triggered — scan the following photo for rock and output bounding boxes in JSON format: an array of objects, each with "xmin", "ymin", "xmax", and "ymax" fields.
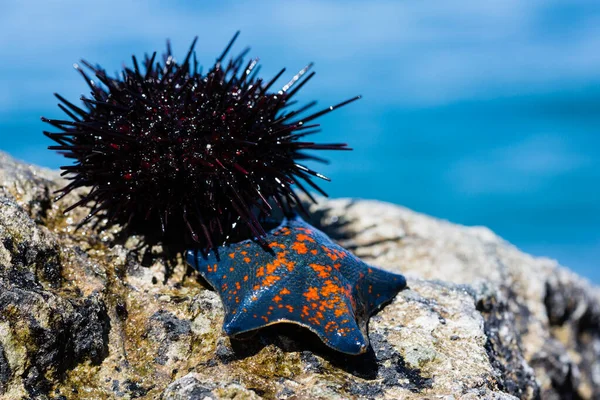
[
  {"xmin": 0, "ymin": 151, "xmax": 598, "ymax": 399},
  {"xmin": 307, "ymin": 199, "xmax": 600, "ymax": 399},
  {"xmin": 162, "ymin": 373, "xmax": 261, "ymax": 400}
]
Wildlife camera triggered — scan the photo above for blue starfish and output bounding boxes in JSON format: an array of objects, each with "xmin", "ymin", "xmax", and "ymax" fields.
[{"xmin": 186, "ymin": 215, "xmax": 406, "ymax": 354}]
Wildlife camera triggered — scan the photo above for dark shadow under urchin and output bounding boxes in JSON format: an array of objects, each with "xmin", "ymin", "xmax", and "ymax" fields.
[{"xmin": 43, "ymin": 32, "xmax": 360, "ymax": 257}]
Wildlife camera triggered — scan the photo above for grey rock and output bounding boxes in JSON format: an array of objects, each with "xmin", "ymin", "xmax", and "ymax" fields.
[
  {"xmin": 0, "ymin": 341, "xmax": 10, "ymax": 395},
  {"xmin": 0, "ymin": 151, "xmax": 598, "ymax": 399},
  {"xmin": 162, "ymin": 374, "xmax": 215, "ymax": 400},
  {"xmin": 308, "ymin": 198, "xmax": 600, "ymax": 399},
  {"xmin": 162, "ymin": 373, "xmax": 262, "ymax": 400}
]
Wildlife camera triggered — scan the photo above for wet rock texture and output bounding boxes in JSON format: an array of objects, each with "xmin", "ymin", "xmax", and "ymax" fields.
[{"xmin": 1, "ymin": 151, "xmax": 598, "ymax": 399}]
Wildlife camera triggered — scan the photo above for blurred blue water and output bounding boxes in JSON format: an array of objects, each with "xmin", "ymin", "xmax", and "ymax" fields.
[{"xmin": 1, "ymin": 0, "xmax": 598, "ymax": 282}]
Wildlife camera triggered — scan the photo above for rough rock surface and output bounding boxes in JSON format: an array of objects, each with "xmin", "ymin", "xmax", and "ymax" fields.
[{"xmin": 0, "ymin": 151, "xmax": 598, "ymax": 399}]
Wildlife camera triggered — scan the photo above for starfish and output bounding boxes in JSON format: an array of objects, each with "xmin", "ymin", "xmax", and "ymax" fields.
[{"xmin": 186, "ymin": 215, "xmax": 407, "ymax": 354}]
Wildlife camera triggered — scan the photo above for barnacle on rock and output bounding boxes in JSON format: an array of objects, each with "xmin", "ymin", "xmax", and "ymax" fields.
[{"xmin": 43, "ymin": 32, "xmax": 359, "ymax": 251}]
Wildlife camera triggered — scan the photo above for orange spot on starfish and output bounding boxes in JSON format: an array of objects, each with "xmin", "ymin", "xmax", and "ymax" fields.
[
  {"xmin": 291, "ymin": 241, "xmax": 308, "ymax": 254},
  {"xmin": 303, "ymin": 287, "xmax": 319, "ymax": 301}
]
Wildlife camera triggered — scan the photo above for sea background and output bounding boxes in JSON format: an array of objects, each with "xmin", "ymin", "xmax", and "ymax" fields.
[{"xmin": 1, "ymin": 1, "xmax": 598, "ymax": 282}]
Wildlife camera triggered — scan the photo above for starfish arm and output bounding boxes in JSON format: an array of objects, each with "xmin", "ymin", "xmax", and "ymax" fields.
[
  {"xmin": 358, "ymin": 265, "xmax": 407, "ymax": 314},
  {"xmin": 186, "ymin": 249, "xmax": 229, "ymax": 288}
]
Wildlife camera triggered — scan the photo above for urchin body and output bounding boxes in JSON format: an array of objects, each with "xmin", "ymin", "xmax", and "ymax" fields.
[{"xmin": 44, "ymin": 33, "xmax": 359, "ymax": 250}]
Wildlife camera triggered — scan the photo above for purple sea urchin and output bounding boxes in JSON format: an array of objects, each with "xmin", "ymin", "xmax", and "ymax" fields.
[{"xmin": 43, "ymin": 33, "xmax": 359, "ymax": 251}]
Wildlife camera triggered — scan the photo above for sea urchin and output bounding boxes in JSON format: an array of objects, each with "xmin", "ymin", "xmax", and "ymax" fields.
[{"xmin": 43, "ymin": 32, "xmax": 359, "ymax": 251}]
